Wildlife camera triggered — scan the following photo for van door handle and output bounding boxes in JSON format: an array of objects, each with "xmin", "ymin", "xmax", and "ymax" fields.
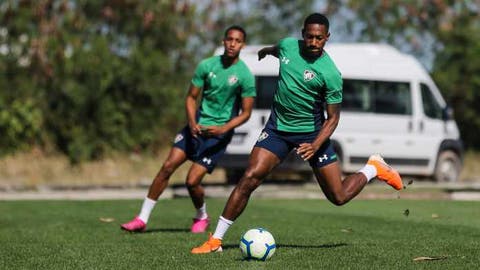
[
  {"xmin": 408, "ymin": 121, "xmax": 413, "ymax": 132},
  {"xmin": 419, "ymin": 121, "xmax": 424, "ymax": 132}
]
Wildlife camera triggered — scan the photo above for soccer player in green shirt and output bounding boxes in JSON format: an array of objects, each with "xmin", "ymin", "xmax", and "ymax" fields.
[
  {"xmin": 121, "ymin": 25, "xmax": 256, "ymax": 233},
  {"xmin": 192, "ymin": 13, "xmax": 403, "ymax": 254}
]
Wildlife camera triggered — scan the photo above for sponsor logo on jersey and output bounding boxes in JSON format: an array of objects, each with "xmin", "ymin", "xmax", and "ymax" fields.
[
  {"xmin": 208, "ymin": 72, "xmax": 216, "ymax": 79},
  {"xmin": 304, "ymin": 70, "xmax": 315, "ymax": 81},
  {"xmin": 257, "ymin": 131, "xmax": 269, "ymax": 142},
  {"xmin": 228, "ymin": 75, "xmax": 238, "ymax": 85},
  {"xmin": 174, "ymin": 133, "xmax": 184, "ymax": 144}
]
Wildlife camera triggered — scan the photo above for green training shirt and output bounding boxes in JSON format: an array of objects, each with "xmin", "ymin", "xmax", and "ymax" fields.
[
  {"xmin": 191, "ymin": 55, "xmax": 256, "ymax": 126},
  {"xmin": 271, "ymin": 37, "xmax": 342, "ymax": 132}
]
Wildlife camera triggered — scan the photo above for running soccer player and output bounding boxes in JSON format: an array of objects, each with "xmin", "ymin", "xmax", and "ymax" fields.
[
  {"xmin": 191, "ymin": 13, "xmax": 403, "ymax": 253},
  {"xmin": 121, "ymin": 25, "xmax": 256, "ymax": 233}
]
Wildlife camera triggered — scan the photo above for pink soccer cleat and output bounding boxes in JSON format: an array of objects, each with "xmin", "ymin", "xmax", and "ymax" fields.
[
  {"xmin": 121, "ymin": 217, "xmax": 146, "ymax": 232},
  {"xmin": 191, "ymin": 218, "xmax": 210, "ymax": 233}
]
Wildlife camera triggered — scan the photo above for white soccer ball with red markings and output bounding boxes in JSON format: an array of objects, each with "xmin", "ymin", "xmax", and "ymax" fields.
[{"xmin": 239, "ymin": 228, "xmax": 276, "ymax": 261}]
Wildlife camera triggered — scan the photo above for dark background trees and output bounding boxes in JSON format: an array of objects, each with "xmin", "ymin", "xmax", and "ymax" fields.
[{"xmin": 0, "ymin": 0, "xmax": 479, "ymax": 163}]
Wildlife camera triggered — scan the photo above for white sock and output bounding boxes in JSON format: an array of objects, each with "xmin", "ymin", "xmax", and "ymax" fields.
[
  {"xmin": 138, "ymin": 197, "xmax": 157, "ymax": 223},
  {"xmin": 213, "ymin": 216, "xmax": 234, "ymax": 240},
  {"xmin": 358, "ymin": 164, "xmax": 377, "ymax": 182},
  {"xmin": 194, "ymin": 203, "xmax": 208, "ymax": 220}
]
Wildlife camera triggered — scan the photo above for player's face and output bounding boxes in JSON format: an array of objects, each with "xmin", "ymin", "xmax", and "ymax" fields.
[
  {"xmin": 223, "ymin": 29, "xmax": 245, "ymax": 59},
  {"xmin": 302, "ymin": 24, "xmax": 329, "ymax": 58}
]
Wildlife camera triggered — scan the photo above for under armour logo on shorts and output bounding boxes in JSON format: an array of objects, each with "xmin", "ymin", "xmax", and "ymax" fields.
[
  {"xmin": 202, "ymin": 157, "xmax": 212, "ymax": 165},
  {"xmin": 318, "ymin": 154, "xmax": 328, "ymax": 163}
]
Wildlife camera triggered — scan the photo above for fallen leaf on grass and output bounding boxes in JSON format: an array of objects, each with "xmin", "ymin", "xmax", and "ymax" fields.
[
  {"xmin": 431, "ymin": 214, "xmax": 439, "ymax": 219},
  {"xmin": 413, "ymin": 256, "xmax": 447, "ymax": 261},
  {"xmin": 99, "ymin": 217, "xmax": 115, "ymax": 223},
  {"xmin": 340, "ymin": 228, "xmax": 352, "ymax": 233},
  {"xmin": 402, "ymin": 179, "xmax": 414, "ymax": 189}
]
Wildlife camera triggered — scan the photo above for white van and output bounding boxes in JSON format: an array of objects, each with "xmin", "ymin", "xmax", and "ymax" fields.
[{"xmin": 215, "ymin": 43, "xmax": 463, "ymax": 182}]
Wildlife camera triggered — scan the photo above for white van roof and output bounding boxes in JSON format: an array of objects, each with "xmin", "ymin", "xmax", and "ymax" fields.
[{"xmin": 214, "ymin": 43, "xmax": 432, "ymax": 83}]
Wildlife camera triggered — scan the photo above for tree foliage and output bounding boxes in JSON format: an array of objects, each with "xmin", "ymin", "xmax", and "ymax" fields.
[
  {"xmin": 1, "ymin": 0, "xmax": 479, "ymax": 163},
  {"xmin": 0, "ymin": 0, "xmax": 199, "ymax": 162}
]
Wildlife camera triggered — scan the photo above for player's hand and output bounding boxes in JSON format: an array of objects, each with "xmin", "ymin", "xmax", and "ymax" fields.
[
  {"xmin": 189, "ymin": 122, "xmax": 202, "ymax": 137},
  {"xmin": 199, "ymin": 125, "xmax": 225, "ymax": 137},
  {"xmin": 296, "ymin": 143, "xmax": 317, "ymax": 161},
  {"xmin": 258, "ymin": 48, "xmax": 268, "ymax": 61}
]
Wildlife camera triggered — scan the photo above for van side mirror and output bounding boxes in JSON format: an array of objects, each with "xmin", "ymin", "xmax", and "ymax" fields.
[{"xmin": 442, "ymin": 106, "xmax": 454, "ymax": 121}]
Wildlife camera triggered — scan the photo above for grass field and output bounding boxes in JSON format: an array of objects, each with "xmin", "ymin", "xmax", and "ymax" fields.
[{"xmin": 1, "ymin": 198, "xmax": 479, "ymax": 269}]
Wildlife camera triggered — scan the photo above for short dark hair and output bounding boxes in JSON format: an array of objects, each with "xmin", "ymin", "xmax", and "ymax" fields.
[
  {"xmin": 303, "ymin": 13, "xmax": 329, "ymax": 32},
  {"xmin": 224, "ymin": 25, "xmax": 247, "ymax": 41}
]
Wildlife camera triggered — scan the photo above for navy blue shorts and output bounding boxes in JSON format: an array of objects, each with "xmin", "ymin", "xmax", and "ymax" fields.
[
  {"xmin": 254, "ymin": 126, "xmax": 337, "ymax": 168},
  {"xmin": 173, "ymin": 125, "xmax": 233, "ymax": 173}
]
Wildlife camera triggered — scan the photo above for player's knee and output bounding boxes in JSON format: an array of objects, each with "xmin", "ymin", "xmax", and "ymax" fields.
[
  {"xmin": 185, "ymin": 178, "xmax": 201, "ymax": 190},
  {"xmin": 237, "ymin": 173, "xmax": 261, "ymax": 194},
  {"xmin": 328, "ymin": 195, "xmax": 347, "ymax": 206},
  {"xmin": 161, "ymin": 160, "xmax": 176, "ymax": 176}
]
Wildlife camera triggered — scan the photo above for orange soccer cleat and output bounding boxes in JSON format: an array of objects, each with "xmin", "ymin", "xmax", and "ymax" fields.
[
  {"xmin": 191, "ymin": 233, "xmax": 223, "ymax": 254},
  {"xmin": 367, "ymin": 154, "xmax": 403, "ymax": 190}
]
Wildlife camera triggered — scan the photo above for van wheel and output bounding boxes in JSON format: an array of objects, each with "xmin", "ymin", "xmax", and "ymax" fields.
[
  {"xmin": 226, "ymin": 169, "xmax": 244, "ymax": 184},
  {"xmin": 434, "ymin": 150, "xmax": 462, "ymax": 182}
]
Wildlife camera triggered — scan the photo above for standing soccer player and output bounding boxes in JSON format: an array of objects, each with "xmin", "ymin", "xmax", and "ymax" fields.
[
  {"xmin": 121, "ymin": 25, "xmax": 256, "ymax": 233},
  {"xmin": 191, "ymin": 13, "xmax": 403, "ymax": 253}
]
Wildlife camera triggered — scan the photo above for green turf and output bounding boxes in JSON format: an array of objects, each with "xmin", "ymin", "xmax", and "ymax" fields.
[{"xmin": 1, "ymin": 198, "xmax": 479, "ymax": 269}]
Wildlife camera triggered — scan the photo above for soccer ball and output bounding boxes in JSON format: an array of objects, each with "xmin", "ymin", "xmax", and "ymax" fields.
[{"xmin": 239, "ymin": 228, "xmax": 276, "ymax": 261}]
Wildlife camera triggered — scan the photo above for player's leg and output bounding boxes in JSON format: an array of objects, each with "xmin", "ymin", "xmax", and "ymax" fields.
[
  {"xmin": 121, "ymin": 146, "xmax": 187, "ymax": 232},
  {"xmin": 185, "ymin": 163, "xmax": 209, "ymax": 233},
  {"xmin": 187, "ymin": 132, "xmax": 233, "ymax": 233},
  {"xmin": 313, "ymin": 162, "xmax": 368, "ymax": 205},
  {"xmin": 312, "ymin": 145, "xmax": 403, "ymax": 205},
  {"xmin": 221, "ymin": 147, "xmax": 280, "ymax": 220},
  {"xmin": 191, "ymin": 147, "xmax": 281, "ymax": 254}
]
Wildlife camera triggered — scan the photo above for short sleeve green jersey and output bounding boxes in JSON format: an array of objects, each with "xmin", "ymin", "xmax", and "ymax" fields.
[
  {"xmin": 270, "ymin": 37, "xmax": 342, "ymax": 132},
  {"xmin": 191, "ymin": 55, "xmax": 256, "ymax": 126}
]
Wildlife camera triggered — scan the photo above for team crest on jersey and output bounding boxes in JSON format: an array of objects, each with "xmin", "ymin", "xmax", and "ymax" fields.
[
  {"xmin": 257, "ymin": 131, "xmax": 269, "ymax": 142},
  {"xmin": 174, "ymin": 133, "xmax": 184, "ymax": 143},
  {"xmin": 304, "ymin": 70, "xmax": 315, "ymax": 81},
  {"xmin": 228, "ymin": 75, "xmax": 238, "ymax": 85}
]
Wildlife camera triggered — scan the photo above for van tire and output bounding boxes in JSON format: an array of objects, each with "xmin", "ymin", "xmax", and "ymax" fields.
[{"xmin": 433, "ymin": 150, "xmax": 462, "ymax": 182}]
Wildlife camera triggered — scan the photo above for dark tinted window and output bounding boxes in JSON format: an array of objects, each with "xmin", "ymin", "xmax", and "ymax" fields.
[
  {"xmin": 255, "ymin": 76, "xmax": 277, "ymax": 109},
  {"xmin": 343, "ymin": 79, "xmax": 412, "ymax": 115},
  {"xmin": 420, "ymin": 83, "xmax": 443, "ymax": 119}
]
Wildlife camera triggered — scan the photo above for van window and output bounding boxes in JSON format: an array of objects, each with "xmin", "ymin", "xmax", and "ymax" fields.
[
  {"xmin": 420, "ymin": 83, "xmax": 443, "ymax": 119},
  {"xmin": 343, "ymin": 79, "xmax": 412, "ymax": 115},
  {"xmin": 256, "ymin": 76, "xmax": 277, "ymax": 109}
]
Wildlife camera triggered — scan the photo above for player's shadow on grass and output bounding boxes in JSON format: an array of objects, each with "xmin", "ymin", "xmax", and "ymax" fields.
[
  {"xmin": 223, "ymin": 242, "xmax": 347, "ymax": 250},
  {"xmin": 142, "ymin": 228, "xmax": 190, "ymax": 233}
]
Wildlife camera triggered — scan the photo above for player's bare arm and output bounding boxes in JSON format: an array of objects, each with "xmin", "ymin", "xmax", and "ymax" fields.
[
  {"xmin": 185, "ymin": 83, "xmax": 202, "ymax": 137},
  {"xmin": 201, "ymin": 96, "xmax": 255, "ymax": 137},
  {"xmin": 258, "ymin": 45, "xmax": 279, "ymax": 60},
  {"xmin": 297, "ymin": 103, "xmax": 340, "ymax": 160}
]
